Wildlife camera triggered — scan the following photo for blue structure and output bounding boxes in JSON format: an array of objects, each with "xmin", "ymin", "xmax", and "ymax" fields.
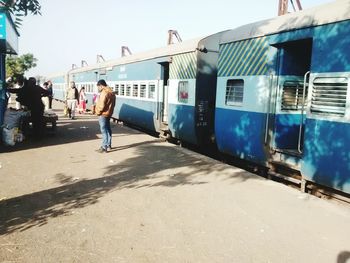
[
  {"xmin": 0, "ymin": 12, "xmax": 19, "ymax": 126},
  {"xmin": 215, "ymin": 1, "xmax": 350, "ymax": 194},
  {"xmin": 55, "ymin": 33, "xmax": 226, "ymax": 146},
  {"xmin": 49, "ymin": 1, "xmax": 350, "ymax": 196}
]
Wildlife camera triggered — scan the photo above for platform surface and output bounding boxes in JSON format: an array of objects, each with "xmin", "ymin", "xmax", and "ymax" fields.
[{"xmin": 1, "ymin": 101, "xmax": 349, "ymax": 263}]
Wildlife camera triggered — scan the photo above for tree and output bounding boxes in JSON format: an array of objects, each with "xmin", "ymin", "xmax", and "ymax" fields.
[
  {"xmin": 0, "ymin": 0, "xmax": 41, "ymax": 28},
  {"xmin": 6, "ymin": 53, "xmax": 37, "ymax": 78}
]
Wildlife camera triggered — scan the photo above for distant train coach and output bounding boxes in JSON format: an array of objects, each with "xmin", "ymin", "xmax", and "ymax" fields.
[{"xmin": 49, "ymin": 1, "xmax": 350, "ymax": 197}]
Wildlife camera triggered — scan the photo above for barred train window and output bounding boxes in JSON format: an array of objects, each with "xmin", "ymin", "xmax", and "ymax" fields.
[
  {"xmin": 311, "ymin": 77, "xmax": 348, "ymax": 116},
  {"xmin": 178, "ymin": 81, "xmax": 189, "ymax": 103},
  {"xmin": 225, "ymin": 79, "xmax": 244, "ymax": 106},
  {"xmin": 133, "ymin": 84, "xmax": 139, "ymax": 97},
  {"xmin": 281, "ymin": 81, "xmax": 308, "ymax": 111},
  {"xmin": 114, "ymin": 84, "xmax": 119, "ymax": 95},
  {"xmin": 120, "ymin": 84, "xmax": 125, "ymax": 96},
  {"xmin": 149, "ymin": 83, "xmax": 156, "ymax": 99},
  {"xmin": 126, "ymin": 84, "xmax": 131, "ymax": 96},
  {"xmin": 140, "ymin": 84, "xmax": 146, "ymax": 98}
]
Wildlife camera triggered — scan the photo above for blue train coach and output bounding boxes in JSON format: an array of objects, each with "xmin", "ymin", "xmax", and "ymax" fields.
[
  {"xmin": 68, "ymin": 41, "xmax": 207, "ymax": 133},
  {"xmin": 67, "ymin": 32, "xmax": 226, "ymax": 147},
  {"xmin": 215, "ymin": 1, "xmax": 350, "ymax": 195}
]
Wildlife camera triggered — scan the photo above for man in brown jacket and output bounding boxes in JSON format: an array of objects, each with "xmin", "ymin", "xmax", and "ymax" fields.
[{"xmin": 95, "ymin": 79, "xmax": 116, "ymax": 153}]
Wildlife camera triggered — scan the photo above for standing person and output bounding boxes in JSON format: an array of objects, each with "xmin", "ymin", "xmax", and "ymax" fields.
[
  {"xmin": 41, "ymin": 82, "xmax": 50, "ymax": 111},
  {"xmin": 95, "ymin": 79, "xmax": 116, "ymax": 153},
  {"xmin": 19, "ymin": 77, "xmax": 49, "ymax": 138},
  {"xmin": 91, "ymin": 92, "xmax": 98, "ymax": 114},
  {"xmin": 47, "ymin": 80, "xmax": 53, "ymax": 109},
  {"xmin": 78, "ymin": 86, "xmax": 87, "ymax": 114},
  {"xmin": 65, "ymin": 81, "xmax": 79, "ymax": 119},
  {"xmin": 7, "ymin": 75, "xmax": 25, "ymax": 110},
  {"xmin": 14, "ymin": 75, "xmax": 25, "ymax": 110}
]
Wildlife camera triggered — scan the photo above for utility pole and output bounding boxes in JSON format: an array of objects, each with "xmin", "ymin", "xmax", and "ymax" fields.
[
  {"xmin": 278, "ymin": 0, "xmax": 302, "ymax": 16},
  {"xmin": 121, "ymin": 46, "xmax": 132, "ymax": 57},
  {"xmin": 167, "ymin": 30, "xmax": 182, "ymax": 45},
  {"xmin": 96, "ymin": 55, "xmax": 105, "ymax": 63},
  {"xmin": 278, "ymin": 0, "xmax": 288, "ymax": 15}
]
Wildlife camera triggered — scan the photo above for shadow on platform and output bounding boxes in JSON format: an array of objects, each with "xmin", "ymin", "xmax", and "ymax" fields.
[
  {"xmin": 0, "ymin": 113, "xmax": 129, "ymax": 153},
  {"xmin": 0, "ymin": 140, "xmax": 259, "ymax": 235}
]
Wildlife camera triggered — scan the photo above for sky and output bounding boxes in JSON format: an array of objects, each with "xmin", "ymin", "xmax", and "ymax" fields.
[{"xmin": 17, "ymin": 0, "xmax": 335, "ymax": 77}]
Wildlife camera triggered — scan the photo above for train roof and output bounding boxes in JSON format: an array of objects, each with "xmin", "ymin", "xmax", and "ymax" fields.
[
  {"xmin": 70, "ymin": 36, "xmax": 204, "ymax": 74},
  {"xmin": 45, "ymin": 71, "xmax": 66, "ymax": 79},
  {"xmin": 220, "ymin": 0, "xmax": 350, "ymax": 44}
]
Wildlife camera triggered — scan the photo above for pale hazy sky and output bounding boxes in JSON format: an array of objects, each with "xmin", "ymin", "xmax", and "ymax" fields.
[{"xmin": 17, "ymin": 0, "xmax": 335, "ymax": 77}]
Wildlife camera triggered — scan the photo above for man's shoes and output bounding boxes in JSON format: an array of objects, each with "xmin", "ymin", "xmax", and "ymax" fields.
[
  {"xmin": 95, "ymin": 147, "xmax": 107, "ymax": 153},
  {"xmin": 107, "ymin": 146, "xmax": 112, "ymax": 151}
]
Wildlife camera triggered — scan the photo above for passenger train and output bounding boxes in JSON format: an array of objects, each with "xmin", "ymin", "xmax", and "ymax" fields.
[{"xmin": 49, "ymin": 1, "xmax": 350, "ymax": 197}]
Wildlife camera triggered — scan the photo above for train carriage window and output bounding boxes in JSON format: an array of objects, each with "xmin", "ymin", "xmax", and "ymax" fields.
[
  {"xmin": 311, "ymin": 77, "xmax": 348, "ymax": 116},
  {"xmin": 178, "ymin": 81, "xmax": 189, "ymax": 103},
  {"xmin": 120, "ymin": 84, "xmax": 125, "ymax": 96},
  {"xmin": 126, "ymin": 84, "xmax": 131, "ymax": 96},
  {"xmin": 133, "ymin": 84, "xmax": 139, "ymax": 97},
  {"xmin": 281, "ymin": 81, "xmax": 308, "ymax": 111},
  {"xmin": 114, "ymin": 84, "xmax": 119, "ymax": 95},
  {"xmin": 140, "ymin": 84, "xmax": 146, "ymax": 98},
  {"xmin": 225, "ymin": 79, "xmax": 244, "ymax": 106},
  {"xmin": 149, "ymin": 83, "xmax": 156, "ymax": 99}
]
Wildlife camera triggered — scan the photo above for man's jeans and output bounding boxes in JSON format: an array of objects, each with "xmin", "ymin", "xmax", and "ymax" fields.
[{"xmin": 98, "ymin": 116, "xmax": 112, "ymax": 149}]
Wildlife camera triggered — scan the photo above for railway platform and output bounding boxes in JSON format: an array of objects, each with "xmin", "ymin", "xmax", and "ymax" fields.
[{"xmin": 0, "ymin": 101, "xmax": 350, "ymax": 263}]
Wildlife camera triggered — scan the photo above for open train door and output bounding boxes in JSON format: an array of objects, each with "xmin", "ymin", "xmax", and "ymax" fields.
[
  {"xmin": 158, "ymin": 61, "xmax": 170, "ymax": 134},
  {"xmin": 267, "ymin": 38, "xmax": 312, "ymax": 170}
]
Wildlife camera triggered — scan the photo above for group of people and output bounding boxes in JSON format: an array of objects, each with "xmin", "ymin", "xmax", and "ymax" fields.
[
  {"xmin": 64, "ymin": 81, "xmax": 88, "ymax": 119},
  {"xmin": 65, "ymin": 79, "xmax": 115, "ymax": 153},
  {"xmin": 7, "ymin": 76, "xmax": 116, "ymax": 152},
  {"xmin": 7, "ymin": 76, "xmax": 52, "ymax": 138}
]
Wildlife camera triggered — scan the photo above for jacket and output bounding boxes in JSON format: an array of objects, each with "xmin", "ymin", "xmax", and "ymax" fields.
[
  {"xmin": 95, "ymin": 86, "xmax": 116, "ymax": 117},
  {"xmin": 66, "ymin": 87, "xmax": 79, "ymax": 101}
]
